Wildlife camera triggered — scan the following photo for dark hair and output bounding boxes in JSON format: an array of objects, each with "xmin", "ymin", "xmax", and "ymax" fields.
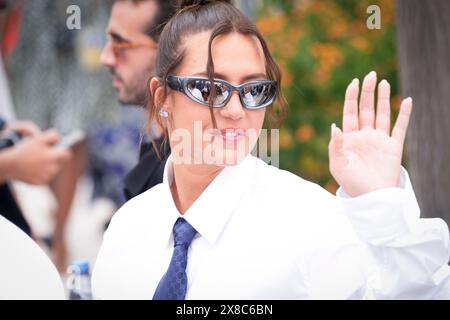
[
  {"xmin": 113, "ymin": 0, "xmax": 178, "ymax": 42},
  {"xmin": 149, "ymin": 0, "xmax": 288, "ymax": 158},
  {"xmin": 148, "ymin": 0, "xmax": 178, "ymax": 41}
]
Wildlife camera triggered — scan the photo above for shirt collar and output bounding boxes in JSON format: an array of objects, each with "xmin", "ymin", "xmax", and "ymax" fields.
[{"xmin": 161, "ymin": 153, "xmax": 257, "ymax": 246}]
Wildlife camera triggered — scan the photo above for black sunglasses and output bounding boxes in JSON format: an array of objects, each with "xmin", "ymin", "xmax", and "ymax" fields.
[{"xmin": 166, "ymin": 75, "xmax": 277, "ymax": 109}]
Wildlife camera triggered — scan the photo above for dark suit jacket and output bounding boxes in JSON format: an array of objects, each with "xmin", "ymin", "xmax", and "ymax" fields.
[
  {"xmin": 0, "ymin": 183, "xmax": 31, "ymax": 237},
  {"xmin": 123, "ymin": 137, "xmax": 170, "ymax": 201}
]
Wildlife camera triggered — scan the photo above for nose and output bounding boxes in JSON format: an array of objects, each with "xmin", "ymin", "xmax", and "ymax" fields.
[
  {"xmin": 100, "ymin": 42, "xmax": 117, "ymax": 68},
  {"xmin": 219, "ymin": 92, "xmax": 245, "ymax": 121}
]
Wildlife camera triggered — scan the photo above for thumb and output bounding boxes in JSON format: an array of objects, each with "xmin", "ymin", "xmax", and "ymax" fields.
[{"xmin": 39, "ymin": 129, "xmax": 61, "ymax": 146}]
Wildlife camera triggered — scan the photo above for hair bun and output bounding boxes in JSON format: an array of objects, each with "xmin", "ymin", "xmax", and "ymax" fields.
[{"xmin": 178, "ymin": 0, "xmax": 233, "ymax": 9}]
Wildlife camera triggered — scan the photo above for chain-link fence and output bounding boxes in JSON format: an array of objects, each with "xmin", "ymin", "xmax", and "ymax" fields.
[{"xmin": 8, "ymin": 0, "xmax": 123, "ymax": 134}]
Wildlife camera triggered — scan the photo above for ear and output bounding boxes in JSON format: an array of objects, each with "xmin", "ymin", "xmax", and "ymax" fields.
[{"xmin": 150, "ymin": 77, "xmax": 172, "ymax": 113}]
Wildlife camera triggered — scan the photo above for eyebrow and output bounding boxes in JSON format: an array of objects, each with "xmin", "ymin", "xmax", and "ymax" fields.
[
  {"xmin": 107, "ymin": 31, "xmax": 130, "ymax": 43},
  {"xmin": 192, "ymin": 71, "xmax": 267, "ymax": 82}
]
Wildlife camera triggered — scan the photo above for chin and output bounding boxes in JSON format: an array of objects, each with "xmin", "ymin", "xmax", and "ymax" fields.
[
  {"xmin": 203, "ymin": 147, "xmax": 250, "ymax": 166},
  {"xmin": 200, "ymin": 135, "xmax": 256, "ymax": 166},
  {"xmin": 117, "ymin": 91, "xmax": 142, "ymax": 106},
  {"xmin": 118, "ymin": 96, "xmax": 133, "ymax": 106}
]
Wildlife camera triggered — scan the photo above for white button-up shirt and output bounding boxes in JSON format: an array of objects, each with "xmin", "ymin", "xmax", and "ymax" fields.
[{"xmin": 92, "ymin": 154, "xmax": 450, "ymax": 299}]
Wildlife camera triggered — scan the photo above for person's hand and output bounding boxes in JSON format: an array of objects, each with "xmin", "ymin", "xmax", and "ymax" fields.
[
  {"xmin": 7, "ymin": 129, "xmax": 72, "ymax": 185},
  {"xmin": 328, "ymin": 71, "xmax": 412, "ymax": 197},
  {"xmin": 5, "ymin": 120, "xmax": 41, "ymax": 137}
]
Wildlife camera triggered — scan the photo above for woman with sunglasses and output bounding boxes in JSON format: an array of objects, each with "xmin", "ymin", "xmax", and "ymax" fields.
[{"xmin": 92, "ymin": 0, "xmax": 450, "ymax": 299}]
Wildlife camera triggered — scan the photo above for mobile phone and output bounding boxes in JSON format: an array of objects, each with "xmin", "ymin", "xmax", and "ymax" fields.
[
  {"xmin": 54, "ymin": 130, "xmax": 86, "ymax": 149},
  {"xmin": 0, "ymin": 131, "xmax": 22, "ymax": 150}
]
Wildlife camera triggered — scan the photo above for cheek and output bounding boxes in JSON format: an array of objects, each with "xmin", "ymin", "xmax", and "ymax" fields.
[
  {"xmin": 126, "ymin": 52, "xmax": 155, "ymax": 76},
  {"xmin": 143, "ymin": 51, "xmax": 157, "ymax": 73},
  {"xmin": 170, "ymin": 95, "xmax": 212, "ymax": 131},
  {"xmin": 248, "ymin": 109, "xmax": 266, "ymax": 129}
]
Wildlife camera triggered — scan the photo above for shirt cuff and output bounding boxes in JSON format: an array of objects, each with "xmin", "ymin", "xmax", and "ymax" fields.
[{"xmin": 336, "ymin": 167, "xmax": 421, "ymax": 245}]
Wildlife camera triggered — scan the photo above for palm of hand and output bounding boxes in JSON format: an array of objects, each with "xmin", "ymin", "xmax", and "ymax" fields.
[{"xmin": 329, "ymin": 71, "xmax": 412, "ymax": 197}]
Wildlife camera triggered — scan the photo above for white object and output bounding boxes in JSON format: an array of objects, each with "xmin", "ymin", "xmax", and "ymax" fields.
[
  {"xmin": 12, "ymin": 182, "xmax": 57, "ymax": 239},
  {"xmin": 66, "ymin": 260, "xmax": 93, "ymax": 300},
  {"xmin": 54, "ymin": 129, "xmax": 86, "ymax": 150},
  {"xmin": 0, "ymin": 54, "xmax": 16, "ymax": 121},
  {"xmin": 92, "ymin": 154, "xmax": 450, "ymax": 299},
  {"xmin": 0, "ymin": 215, "xmax": 65, "ymax": 299},
  {"xmin": 13, "ymin": 175, "xmax": 116, "ymax": 275},
  {"xmin": 190, "ymin": 87, "xmax": 204, "ymax": 101},
  {"xmin": 64, "ymin": 175, "xmax": 116, "ymax": 268}
]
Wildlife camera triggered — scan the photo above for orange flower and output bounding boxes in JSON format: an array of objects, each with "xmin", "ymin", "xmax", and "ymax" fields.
[
  {"xmin": 310, "ymin": 43, "xmax": 343, "ymax": 85},
  {"xmin": 350, "ymin": 36, "xmax": 372, "ymax": 53},
  {"xmin": 350, "ymin": 20, "xmax": 367, "ymax": 35},
  {"xmin": 310, "ymin": 43, "xmax": 343, "ymax": 63},
  {"xmin": 327, "ymin": 19, "xmax": 349, "ymax": 40},
  {"xmin": 307, "ymin": 1, "xmax": 329, "ymax": 14},
  {"xmin": 256, "ymin": 17, "xmax": 272, "ymax": 35},
  {"xmin": 256, "ymin": 13, "xmax": 286, "ymax": 36},
  {"xmin": 295, "ymin": 124, "xmax": 315, "ymax": 143}
]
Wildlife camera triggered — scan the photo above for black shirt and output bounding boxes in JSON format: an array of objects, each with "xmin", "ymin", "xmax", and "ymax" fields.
[
  {"xmin": 123, "ymin": 137, "xmax": 170, "ymax": 201},
  {"xmin": 0, "ymin": 183, "xmax": 32, "ymax": 237}
]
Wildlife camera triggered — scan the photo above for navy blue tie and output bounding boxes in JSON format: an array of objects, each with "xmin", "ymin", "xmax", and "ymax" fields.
[{"xmin": 153, "ymin": 218, "xmax": 198, "ymax": 300}]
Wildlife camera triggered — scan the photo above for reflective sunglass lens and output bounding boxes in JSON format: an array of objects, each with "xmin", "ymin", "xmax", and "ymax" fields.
[
  {"xmin": 241, "ymin": 83, "xmax": 276, "ymax": 108},
  {"xmin": 186, "ymin": 80, "xmax": 230, "ymax": 105},
  {"xmin": 186, "ymin": 79, "xmax": 210, "ymax": 103},
  {"xmin": 181, "ymin": 77, "xmax": 276, "ymax": 108}
]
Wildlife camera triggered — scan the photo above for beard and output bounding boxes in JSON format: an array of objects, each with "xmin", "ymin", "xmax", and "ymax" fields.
[
  {"xmin": 118, "ymin": 84, "xmax": 147, "ymax": 106},
  {"xmin": 112, "ymin": 66, "xmax": 153, "ymax": 107}
]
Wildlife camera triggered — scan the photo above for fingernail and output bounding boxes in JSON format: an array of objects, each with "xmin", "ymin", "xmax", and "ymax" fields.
[
  {"xmin": 352, "ymin": 78, "xmax": 359, "ymax": 85},
  {"xmin": 406, "ymin": 97, "xmax": 413, "ymax": 103},
  {"xmin": 331, "ymin": 123, "xmax": 336, "ymax": 136},
  {"xmin": 365, "ymin": 71, "xmax": 376, "ymax": 79}
]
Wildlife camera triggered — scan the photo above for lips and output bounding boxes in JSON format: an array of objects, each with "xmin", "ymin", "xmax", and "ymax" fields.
[
  {"xmin": 112, "ymin": 76, "xmax": 122, "ymax": 88},
  {"xmin": 219, "ymin": 128, "xmax": 246, "ymax": 141},
  {"xmin": 110, "ymin": 70, "xmax": 123, "ymax": 88}
]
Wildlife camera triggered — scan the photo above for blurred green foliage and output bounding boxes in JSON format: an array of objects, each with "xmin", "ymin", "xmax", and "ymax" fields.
[{"xmin": 257, "ymin": 0, "xmax": 398, "ymax": 192}]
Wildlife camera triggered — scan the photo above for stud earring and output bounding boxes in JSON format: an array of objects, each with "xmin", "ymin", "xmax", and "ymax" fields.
[{"xmin": 159, "ymin": 110, "xmax": 169, "ymax": 118}]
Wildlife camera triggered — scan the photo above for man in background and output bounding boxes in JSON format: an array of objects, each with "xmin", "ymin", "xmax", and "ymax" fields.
[{"xmin": 100, "ymin": 0, "xmax": 175, "ymax": 200}]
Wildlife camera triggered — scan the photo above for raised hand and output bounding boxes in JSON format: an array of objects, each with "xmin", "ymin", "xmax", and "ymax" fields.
[{"xmin": 328, "ymin": 71, "xmax": 412, "ymax": 197}]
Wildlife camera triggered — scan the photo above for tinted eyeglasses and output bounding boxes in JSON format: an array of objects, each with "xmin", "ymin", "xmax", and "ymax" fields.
[
  {"xmin": 166, "ymin": 76, "xmax": 277, "ymax": 109},
  {"xmin": 105, "ymin": 34, "xmax": 157, "ymax": 58}
]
